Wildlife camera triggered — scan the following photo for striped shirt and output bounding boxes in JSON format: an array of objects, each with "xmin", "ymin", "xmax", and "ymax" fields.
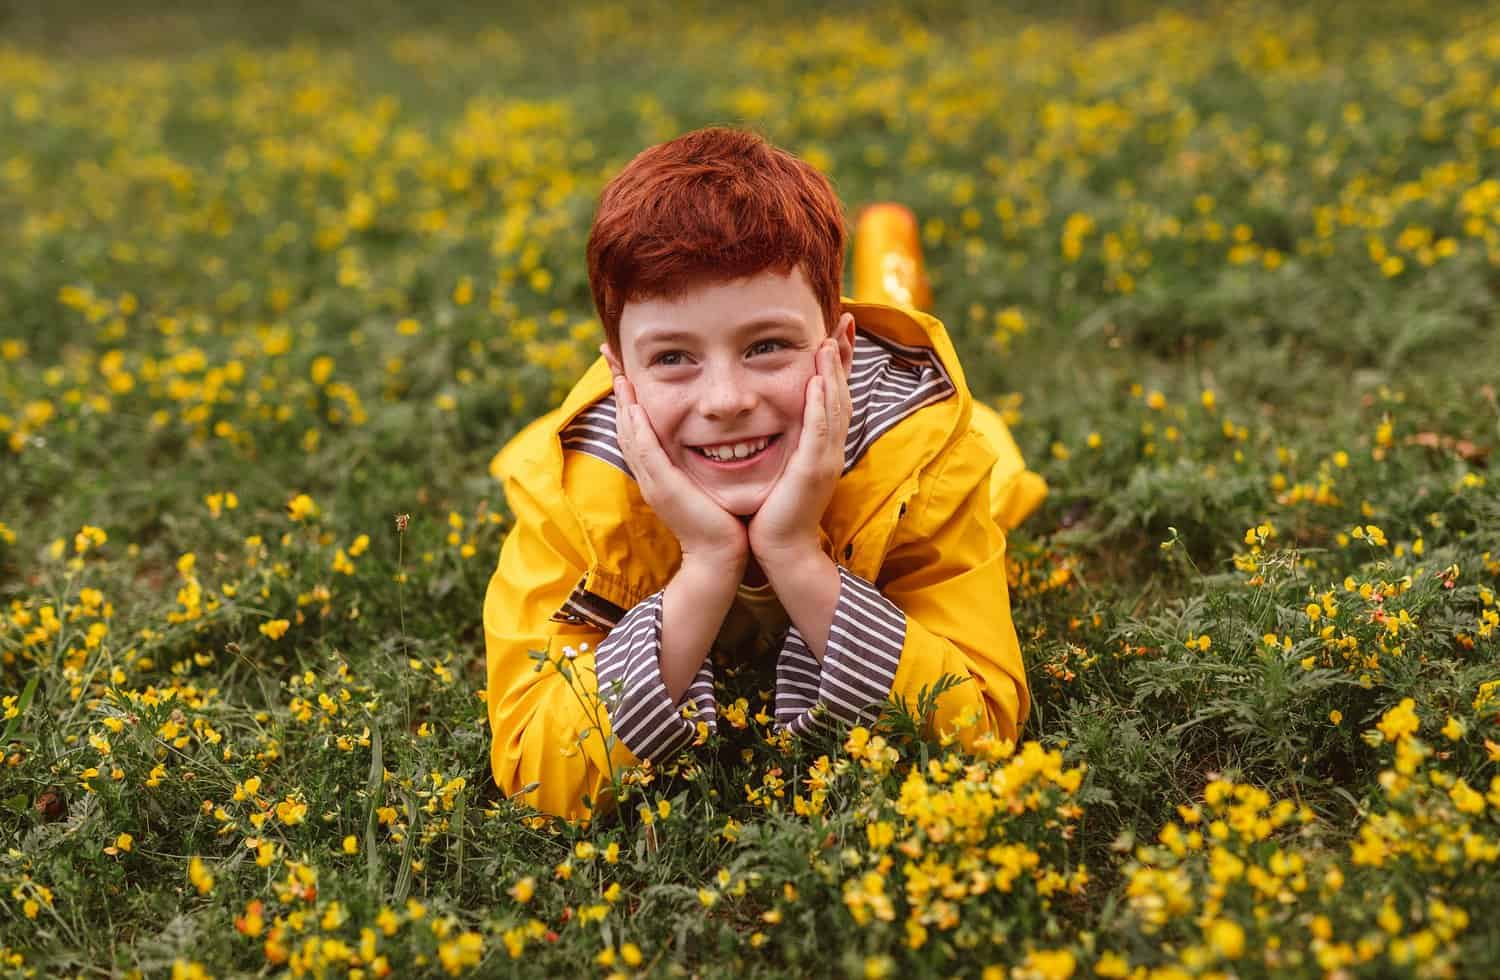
[{"xmin": 579, "ymin": 327, "xmax": 956, "ymax": 764}]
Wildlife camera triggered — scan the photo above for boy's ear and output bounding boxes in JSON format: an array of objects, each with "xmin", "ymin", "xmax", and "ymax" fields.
[
  {"xmin": 833, "ymin": 311, "xmax": 856, "ymax": 375},
  {"xmin": 599, "ymin": 342, "xmax": 623, "ymax": 377}
]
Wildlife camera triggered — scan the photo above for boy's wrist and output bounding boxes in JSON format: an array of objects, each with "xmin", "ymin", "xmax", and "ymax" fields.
[
  {"xmin": 758, "ymin": 546, "xmax": 841, "ymax": 664},
  {"xmin": 659, "ymin": 553, "xmax": 743, "ymax": 703},
  {"xmin": 752, "ymin": 538, "xmax": 823, "ymax": 579},
  {"xmin": 677, "ymin": 550, "xmax": 747, "ymax": 593}
]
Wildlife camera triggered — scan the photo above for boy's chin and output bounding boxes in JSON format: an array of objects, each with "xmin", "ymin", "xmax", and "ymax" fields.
[{"xmin": 706, "ymin": 486, "xmax": 769, "ymax": 518}]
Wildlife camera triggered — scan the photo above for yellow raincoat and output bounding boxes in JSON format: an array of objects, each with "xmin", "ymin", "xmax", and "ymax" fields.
[{"xmin": 484, "ymin": 297, "xmax": 1045, "ymax": 820}]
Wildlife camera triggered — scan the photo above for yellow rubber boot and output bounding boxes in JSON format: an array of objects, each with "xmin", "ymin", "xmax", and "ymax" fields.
[
  {"xmin": 850, "ymin": 203, "xmax": 1048, "ymax": 531},
  {"xmin": 851, "ymin": 204, "xmax": 932, "ymax": 310}
]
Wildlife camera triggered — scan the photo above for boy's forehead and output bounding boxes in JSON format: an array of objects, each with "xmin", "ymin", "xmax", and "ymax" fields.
[
  {"xmin": 627, "ymin": 311, "xmax": 811, "ymax": 347},
  {"xmin": 619, "ymin": 268, "xmax": 823, "ymax": 347}
]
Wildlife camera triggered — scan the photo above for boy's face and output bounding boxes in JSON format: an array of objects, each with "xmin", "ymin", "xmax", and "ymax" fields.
[{"xmin": 610, "ymin": 266, "xmax": 855, "ymax": 517}]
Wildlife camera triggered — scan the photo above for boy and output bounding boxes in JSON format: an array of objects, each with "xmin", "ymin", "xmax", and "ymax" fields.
[{"xmin": 484, "ymin": 128, "xmax": 1043, "ymax": 820}]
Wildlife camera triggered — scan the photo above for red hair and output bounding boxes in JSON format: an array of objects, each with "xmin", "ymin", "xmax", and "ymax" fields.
[{"xmin": 587, "ymin": 127, "xmax": 846, "ymax": 352}]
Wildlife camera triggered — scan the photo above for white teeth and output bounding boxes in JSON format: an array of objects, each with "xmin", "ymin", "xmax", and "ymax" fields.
[{"xmin": 699, "ymin": 437, "xmax": 770, "ymax": 460}]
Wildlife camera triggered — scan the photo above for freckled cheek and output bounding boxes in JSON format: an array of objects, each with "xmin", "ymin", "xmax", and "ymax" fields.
[
  {"xmin": 769, "ymin": 373, "xmax": 813, "ymax": 422},
  {"xmin": 635, "ymin": 389, "xmax": 692, "ymax": 448}
]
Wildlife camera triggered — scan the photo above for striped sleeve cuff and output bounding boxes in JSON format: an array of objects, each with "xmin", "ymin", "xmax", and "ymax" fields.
[
  {"xmin": 775, "ymin": 566, "xmax": 906, "ymax": 735},
  {"xmin": 593, "ymin": 590, "xmax": 717, "ymax": 762}
]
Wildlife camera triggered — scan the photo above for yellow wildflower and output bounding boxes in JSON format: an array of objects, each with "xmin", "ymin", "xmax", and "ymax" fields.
[
  {"xmin": 275, "ymin": 798, "xmax": 307, "ymax": 826},
  {"xmin": 1376, "ymin": 698, "xmax": 1419, "ymax": 742},
  {"xmin": 508, "ymin": 876, "xmax": 535, "ymax": 903},
  {"xmin": 286, "ymin": 494, "xmax": 318, "ymax": 522},
  {"xmin": 1207, "ymin": 919, "xmax": 1245, "ymax": 959},
  {"xmin": 188, "ymin": 857, "xmax": 214, "ymax": 895},
  {"xmin": 259, "ymin": 619, "xmax": 290, "ymax": 640}
]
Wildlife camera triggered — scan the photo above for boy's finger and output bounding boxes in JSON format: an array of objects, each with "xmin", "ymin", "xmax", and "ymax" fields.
[
  {"xmin": 825, "ymin": 343, "xmax": 845, "ymax": 419},
  {"xmin": 607, "ymin": 380, "xmax": 684, "ymax": 494},
  {"xmin": 827, "ymin": 378, "xmax": 846, "ymax": 471},
  {"xmin": 835, "ymin": 365, "xmax": 851, "ymax": 435},
  {"xmin": 614, "ymin": 406, "xmax": 635, "ymax": 467},
  {"xmin": 629, "ymin": 405, "xmax": 670, "ymax": 470},
  {"xmin": 614, "ymin": 387, "xmax": 649, "ymax": 476},
  {"xmin": 630, "ymin": 406, "xmax": 692, "ymax": 496},
  {"xmin": 825, "ymin": 347, "xmax": 838, "ymax": 420},
  {"xmin": 804, "ymin": 377, "xmax": 826, "ymax": 449},
  {"xmin": 620, "ymin": 407, "xmax": 657, "ymax": 485},
  {"xmin": 834, "ymin": 343, "xmax": 851, "ymax": 417}
]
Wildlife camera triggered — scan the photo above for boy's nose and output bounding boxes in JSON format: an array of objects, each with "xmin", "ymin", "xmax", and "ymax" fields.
[{"xmin": 698, "ymin": 369, "xmax": 757, "ymax": 419}]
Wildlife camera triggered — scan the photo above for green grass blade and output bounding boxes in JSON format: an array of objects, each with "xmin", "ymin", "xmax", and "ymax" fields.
[{"xmin": 363, "ymin": 723, "xmax": 384, "ymax": 896}]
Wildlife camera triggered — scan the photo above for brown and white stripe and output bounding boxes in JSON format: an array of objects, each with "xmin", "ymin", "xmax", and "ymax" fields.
[
  {"xmin": 561, "ymin": 397, "xmax": 633, "ymax": 478},
  {"xmin": 776, "ymin": 566, "xmax": 906, "ymax": 734},
  {"xmin": 593, "ymin": 590, "xmax": 717, "ymax": 763},
  {"xmin": 550, "ymin": 578, "xmax": 627, "ymax": 628},
  {"xmin": 841, "ymin": 331, "xmax": 954, "ymax": 473}
]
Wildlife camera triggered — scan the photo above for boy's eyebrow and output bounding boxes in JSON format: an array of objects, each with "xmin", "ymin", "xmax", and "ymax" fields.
[{"xmin": 632, "ymin": 313, "xmax": 806, "ymax": 347}]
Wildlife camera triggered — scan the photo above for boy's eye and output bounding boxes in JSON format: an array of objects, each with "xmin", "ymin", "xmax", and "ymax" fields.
[
  {"xmin": 747, "ymin": 339, "xmax": 786, "ymax": 356},
  {"xmin": 650, "ymin": 340, "xmax": 785, "ymax": 366}
]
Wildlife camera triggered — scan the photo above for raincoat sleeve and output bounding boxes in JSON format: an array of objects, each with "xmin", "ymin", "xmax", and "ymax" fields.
[
  {"xmin": 484, "ymin": 472, "xmax": 717, "ymax": 821},
  {"xmin": 772, "ymin": 427, "xmax": 1030, "ymax": 746}
]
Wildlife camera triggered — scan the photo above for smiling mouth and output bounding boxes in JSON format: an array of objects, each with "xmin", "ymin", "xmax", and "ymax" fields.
[{"xmin": 691, "ymin": 434, "xmax": 781, "ymax": 462}]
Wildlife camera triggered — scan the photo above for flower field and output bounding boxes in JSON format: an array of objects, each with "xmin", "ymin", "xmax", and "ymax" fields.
[{"xmin": 4, "ymin": 2, "xmax": 1500, "ymax": 976}]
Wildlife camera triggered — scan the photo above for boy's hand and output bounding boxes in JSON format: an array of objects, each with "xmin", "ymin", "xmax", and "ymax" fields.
[
  {"xmin": 749, "ymin": 338, "xmax": 850, "ymax": 566},
  {"xmin": 602, "ymin": 348, "xmax": 749, "ymax": 570}
]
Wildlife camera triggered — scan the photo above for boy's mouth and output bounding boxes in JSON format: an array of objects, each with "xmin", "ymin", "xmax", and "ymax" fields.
[{"xmin": 690, "ymin": 434, "xmax": 781, "ymax": 464}]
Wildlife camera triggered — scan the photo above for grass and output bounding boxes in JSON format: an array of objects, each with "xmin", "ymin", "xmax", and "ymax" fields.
[{"xmin": 2, "ymin": 1, "xmax": 1499, "ymax": 976}]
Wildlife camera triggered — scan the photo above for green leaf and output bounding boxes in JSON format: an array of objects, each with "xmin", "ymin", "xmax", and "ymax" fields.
[{"xmin": 0, "ymin": 672, "xmax": 40, "ymax": 746}]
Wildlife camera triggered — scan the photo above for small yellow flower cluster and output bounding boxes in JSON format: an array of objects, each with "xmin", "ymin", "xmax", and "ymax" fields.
[
  {"xmin": 10, "ymin": 876, "xmax": 55, "ymax": 920},
  {"xmin": 244, "ymin": 875, "xmax": 503, "ymax": 976},
  {"xmin": 284, "ymin": 663, "xmax": 375, "ymax": 747},
  {"xmin": 826, "ymin": 733, "xmax": 1088, "ymax": 960},
  {"xmin": 204, "ymin": 491, "xmax": 239, "ymax": 518},
  {"xmin": 1108, "ymin": 690, "xmax": 1500, "ymax": 977},
  {"xmin": 73, "ymin": 525, "xmax": 108, "ymax": 555},
  {"xmin": 188, "ymin": 856, "xmax": 215, "ymax": 896}
]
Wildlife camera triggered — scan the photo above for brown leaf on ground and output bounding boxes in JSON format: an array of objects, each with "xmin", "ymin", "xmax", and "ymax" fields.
[{"xmin": 34, "ymin": 788, "xmax": 67, "ymax": 822}]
